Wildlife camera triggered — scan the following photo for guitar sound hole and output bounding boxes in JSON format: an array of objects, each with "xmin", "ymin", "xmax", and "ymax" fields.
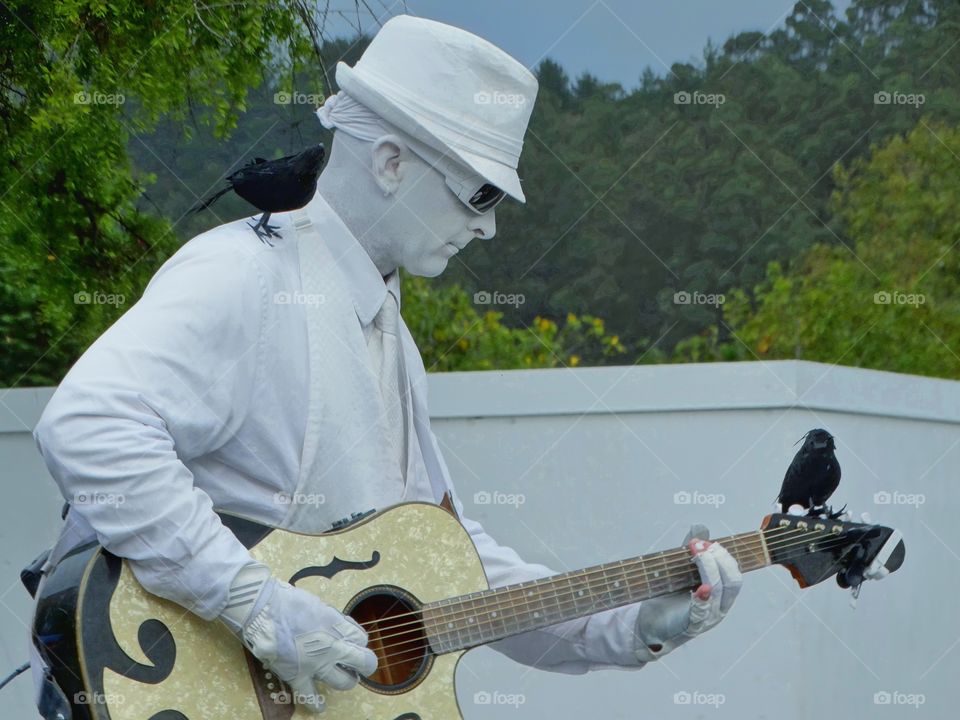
[{"xmin": 346, "ymin": 586, "xmax": 433, "ymax": 693}]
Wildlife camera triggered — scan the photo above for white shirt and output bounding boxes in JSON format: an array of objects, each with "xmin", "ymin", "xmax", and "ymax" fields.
[{"xmin": 32, "ymin": 193, "xmax": 649, "ymax": 674}]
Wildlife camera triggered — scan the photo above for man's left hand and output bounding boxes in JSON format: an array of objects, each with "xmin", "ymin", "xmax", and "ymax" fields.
[{"xmin": 633, "ymin": 524, "xmax": 742, "ymax": 662}]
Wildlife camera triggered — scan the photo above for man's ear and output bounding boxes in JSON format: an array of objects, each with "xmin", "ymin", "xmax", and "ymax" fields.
[{"xmin": 370, "ymin": 135, "xmax": 406, "ymax": 196}]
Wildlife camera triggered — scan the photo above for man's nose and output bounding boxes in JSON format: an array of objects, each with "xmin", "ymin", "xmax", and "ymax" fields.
[{"xmin": 467, "ymin": 209, "xmax": 496, "ymax": 240}]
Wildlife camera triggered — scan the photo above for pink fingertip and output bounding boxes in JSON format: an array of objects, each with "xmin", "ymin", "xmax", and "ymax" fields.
[{"xmin": 695, "ymin": 583, "xmax": 712, "ymax": 600}]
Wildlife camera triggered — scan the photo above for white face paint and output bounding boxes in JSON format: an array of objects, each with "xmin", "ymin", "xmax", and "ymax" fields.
[{"xmin": 370, "ymin": 144, "xmax": 498, "ymax": 277}]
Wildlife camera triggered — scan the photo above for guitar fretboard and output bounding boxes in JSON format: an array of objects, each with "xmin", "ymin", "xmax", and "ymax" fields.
[{"xmin": 422, "ymin": 530, "xmax": 770, "ymax": 654}]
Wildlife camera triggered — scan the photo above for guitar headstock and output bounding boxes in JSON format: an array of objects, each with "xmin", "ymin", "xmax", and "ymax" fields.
[{"xmin": 761, "ymin": 512, "xmax": 905, "ymax": 590}]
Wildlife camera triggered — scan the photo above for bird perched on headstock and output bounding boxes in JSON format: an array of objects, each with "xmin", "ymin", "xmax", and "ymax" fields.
[
  {"xmin": 190, "ymin": 143, "xmax": 325, "ymax": 245},
  {"xmin": 776, "ymin": 428, "xmax": 844, "ymax": 519}
]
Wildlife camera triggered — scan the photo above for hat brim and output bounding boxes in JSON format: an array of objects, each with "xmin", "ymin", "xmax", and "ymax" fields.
[{"xmin": 336, "ymin": 62, "xmax": 526, "ymax": 203}]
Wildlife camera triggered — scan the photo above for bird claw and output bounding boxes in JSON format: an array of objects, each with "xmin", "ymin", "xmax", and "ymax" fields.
[
  {"xmin": 827, "ymin": 503, "xmax": 847, "ymax": 520},
  {"xmin": 246, "ymin": 218, "xmax": 281, "ymax": 246},
  {"xmin": 804, "ymin": 502, "xmax": 846, "ymax": 520}
]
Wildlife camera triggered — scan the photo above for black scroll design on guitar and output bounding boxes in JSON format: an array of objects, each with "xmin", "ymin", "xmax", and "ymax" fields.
[
  {"xmin": 391, "ymin": 714, "xmax": 421, "ymax": 720},
  {"xmin": 288, "ymin": 551, "xmax": 381, "ymax": 585},
  {"xmin": 84, "ymin": 554, "xmax": 178, "ymax": 683},
  {"xmin": 81, "ymin": 553, "xmax": 181, "ymax": 716}
]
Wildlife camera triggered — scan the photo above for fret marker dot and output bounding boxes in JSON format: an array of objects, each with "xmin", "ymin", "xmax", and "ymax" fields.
[
  {"xmin": 491, "ymin": 611, "xmax": 497, "ymax": 617},
  {"xmin": 468, "ymin": 617, "xmax": 475, "ymax": 623},
  {"xmin": 578, "ymin": 590, "xmax": 584, "ymax": 596},
  {"xmin": 447, "ymin": 622, "xmax": 453, "ymax": 629},
  {"xmin": 654, "ymin": 571, "xmax": 660, "ymax": 577},
  {"xmin": 614, "ymin": 581, "xmax": 620, "ymax": 587},
  {"xmin": 534, "ymin": 611, "xmax": 540, "ymax": 618}
]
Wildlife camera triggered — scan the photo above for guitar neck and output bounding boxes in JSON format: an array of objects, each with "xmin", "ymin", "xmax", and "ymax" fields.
[{"xmin": 423, "ymin": 530, "xmax": 771, "ymax": 654}]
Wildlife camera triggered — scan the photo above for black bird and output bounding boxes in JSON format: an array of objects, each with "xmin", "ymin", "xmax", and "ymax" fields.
[
  {"xmin": 191, "ymin": 144, "xmax": 325, "ymax": 245},
  {"xmin": 776, "ymin": 428, "xmax": 844, "ymax": 518}
]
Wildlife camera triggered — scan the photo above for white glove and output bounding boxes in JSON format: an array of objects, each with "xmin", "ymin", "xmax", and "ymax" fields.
[
  {"xmin": 218, "ymin": 563, "xmax": 378, "ymax": 713},
  {"xmin": 634, "ymin": 524, "xmax": 742, "ymax": 662}
]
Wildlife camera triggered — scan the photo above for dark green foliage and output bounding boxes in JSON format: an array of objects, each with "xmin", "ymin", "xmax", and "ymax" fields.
[
  {"xmin": 4, "ymin": 0, "xmax": 960, "ymax": 385},
  {"xmin": 445, "ymin": 0, "xmax": 960, "ymax": 359},
  {"xmin": 677, "ymin": 121, "xmax": 960, "ymax": 379}
]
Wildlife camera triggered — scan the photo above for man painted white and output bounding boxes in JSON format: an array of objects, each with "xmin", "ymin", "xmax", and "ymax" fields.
[{"xmin": 31, "ymin": 15, "xmax": 741, "ymax": 715}]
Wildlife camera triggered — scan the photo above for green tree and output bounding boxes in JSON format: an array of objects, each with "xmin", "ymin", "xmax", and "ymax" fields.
[
  {"xmin": 443, "ymin": 0, "xmax": 960, "ymax": 359},
  {"xmin": 400, "ymin": 275, "xmax": 626, "ymax": 371},
  {"xmin": 675, "ymin": 120, "xmax": 960, "ymax": 379},
  {"xmin": 0, "ymin": 0, "xmax": 337, "ymax": 386},
  {"xmin": 9, "ymin": 0, "xmax": 960, "ymax": 385}
]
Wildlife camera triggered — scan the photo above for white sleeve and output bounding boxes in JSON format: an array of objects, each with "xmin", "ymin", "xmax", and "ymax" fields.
[
  {"xmin": 433, "ymin": 433, "xmax": 651, "ymax": 674},
  {"xmin": 32, "ymin": 233, "xmax": 266, "ymax": 620}
]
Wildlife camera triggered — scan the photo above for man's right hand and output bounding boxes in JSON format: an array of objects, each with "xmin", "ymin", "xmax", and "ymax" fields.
[{"xmin": 218, "ymin": 563, "xmax": 378, "ymax": 714}]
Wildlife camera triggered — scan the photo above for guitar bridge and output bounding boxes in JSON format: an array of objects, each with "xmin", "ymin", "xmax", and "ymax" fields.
[{"xmin": 245, "ymin": 649, "xmax": 295, "ymax": 719}]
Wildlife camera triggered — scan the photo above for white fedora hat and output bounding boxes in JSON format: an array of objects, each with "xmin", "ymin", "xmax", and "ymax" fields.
[{"xmin": 334, "ymin": 15, "xmax": 538, "ymax": 202}]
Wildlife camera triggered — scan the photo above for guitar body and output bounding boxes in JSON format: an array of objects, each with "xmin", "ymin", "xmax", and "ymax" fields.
[{"xmin": 33, "ymin": 502, "xmax": 488, "ymax": 720}]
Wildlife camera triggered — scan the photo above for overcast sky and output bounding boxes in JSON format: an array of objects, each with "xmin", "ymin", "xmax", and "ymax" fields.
[{"xmin": 330, "ymin": 0, "xmax": 852, "ymax": 91}]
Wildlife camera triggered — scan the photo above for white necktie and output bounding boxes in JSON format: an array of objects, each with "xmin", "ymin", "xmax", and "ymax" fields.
[{"xmin": 367, "ymin": 289, "xmax": 408, "ymax": 484}]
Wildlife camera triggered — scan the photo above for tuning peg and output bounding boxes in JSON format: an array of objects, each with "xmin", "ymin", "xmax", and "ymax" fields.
[{"xmin": 849, "ymin": 583, "xmax": 862, "ymax": 609}]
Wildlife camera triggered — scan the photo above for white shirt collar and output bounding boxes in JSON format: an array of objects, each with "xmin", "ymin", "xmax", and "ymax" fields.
[{"xmin": 305, "ymin": 192, "xmax": 401, "ymax": 326}]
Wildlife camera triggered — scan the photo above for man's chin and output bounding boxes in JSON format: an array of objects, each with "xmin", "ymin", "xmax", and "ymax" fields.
[{"xmin": 404, "ymin": 256, "xmax": 448, "ymax": 278}]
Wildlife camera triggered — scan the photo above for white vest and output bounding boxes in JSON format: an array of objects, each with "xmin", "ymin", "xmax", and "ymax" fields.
[{"xmin": 282, "ymin": 206, "xmax": 449, "ymax": 533}]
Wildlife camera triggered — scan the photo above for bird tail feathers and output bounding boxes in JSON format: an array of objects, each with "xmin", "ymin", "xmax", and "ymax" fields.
[{"xmin": 190, "ymin": 184, "xmax": 232, "ymax": 213}]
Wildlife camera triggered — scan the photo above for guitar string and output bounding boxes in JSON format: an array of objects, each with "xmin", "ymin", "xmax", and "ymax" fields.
[
  {"xmin": 355, "ymin": 528, "xmax": 774, "ymax": 647},
  {"xmin": 367, "ymin": 530, "xmax": 848, "ymax": 656},
  {"xmin": 362, "ymin": 529, "xmax": 860, "ymax": 673},
  {"xmin": 365, "ymin": 529, "xmax": 862, "ymax": 674},
  {"xmin": 361, "ymin": 525, "xmax": 830, "ymax": 646},
  {"xmin": 363, "ymin": 527, "xmax": 832, "ymax": 657}
]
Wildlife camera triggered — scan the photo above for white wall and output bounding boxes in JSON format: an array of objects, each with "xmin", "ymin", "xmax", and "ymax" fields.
[{"xmin": 1, "ymin": 360, "xmax": 955, "ymax": 718}]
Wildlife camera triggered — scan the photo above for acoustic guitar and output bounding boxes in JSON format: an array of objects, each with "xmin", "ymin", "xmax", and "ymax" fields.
[{"xmin": 32, "ymin": 500, "xmax": 905, "ymax": 719}]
